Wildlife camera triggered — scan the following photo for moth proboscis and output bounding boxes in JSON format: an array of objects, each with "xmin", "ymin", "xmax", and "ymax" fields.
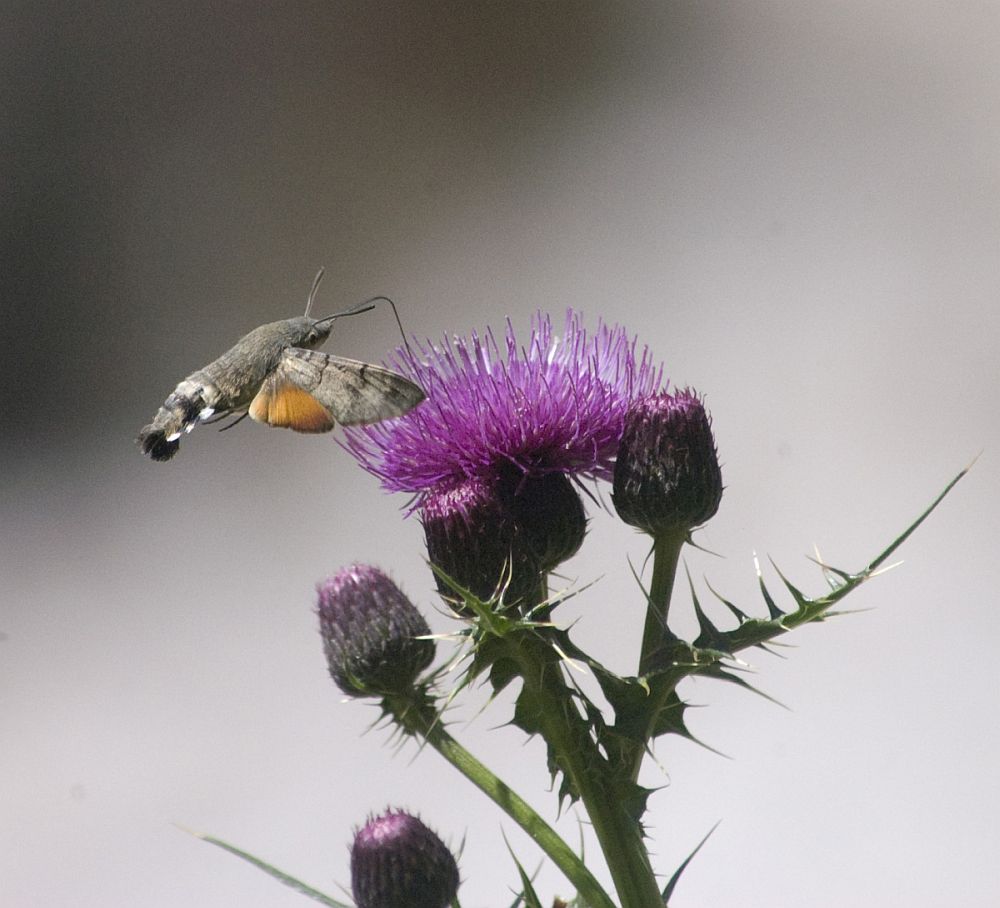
[{"xmin": 137, "ymin": 270, "xmax": 425, "ymax": 461}]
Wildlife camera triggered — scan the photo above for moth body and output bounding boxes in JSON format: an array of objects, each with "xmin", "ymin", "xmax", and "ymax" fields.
[
  {"xmin": 198, "ymin": 316, "xmax": 332, "ymax": 408},
  {"xmin": 138, "ymin": 310, "xmax": 424, "ymax": 462}
]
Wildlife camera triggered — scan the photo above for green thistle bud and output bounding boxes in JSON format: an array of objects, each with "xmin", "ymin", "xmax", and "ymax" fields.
[
  {"xmin": 317, "ymin": 565, "xmax": 435, "ymax": 697},
  {"xmin": 351, "ymin": 808, "xmax": 460, "ymax": 908},
  {"xmin": 612, "ymin": 389, "xmax": 723, "ymax": 538}
]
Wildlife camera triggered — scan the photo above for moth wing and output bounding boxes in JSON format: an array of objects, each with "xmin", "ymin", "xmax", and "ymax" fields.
[
  {"xmin": 248, "ymin": 360, "xmax": 336, "ymax": 433},
  {"xmin": 279, "ymin": 348, "xmax": 426, "ymax": 426}
]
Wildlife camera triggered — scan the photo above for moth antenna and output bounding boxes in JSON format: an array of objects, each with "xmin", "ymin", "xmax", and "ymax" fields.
[{"xmin": 303, "ymin": 267, "xmax": 326, "ymax": 318}]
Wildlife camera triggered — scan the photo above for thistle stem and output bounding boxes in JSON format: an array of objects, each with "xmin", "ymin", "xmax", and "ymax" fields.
[
  {"xmin": 497, "ymin": 634, "xmax": 663, "ymax": 908},
  {"xmin": 385, "ymin": 690, "xmax": 616, "ymax": 908},
  {"xmin": 638, "ymin": 530, "xmax": 686, "ymax": 676}
]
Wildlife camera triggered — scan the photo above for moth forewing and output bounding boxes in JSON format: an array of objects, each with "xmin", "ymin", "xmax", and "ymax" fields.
[
  {"xmin": 318, "ymin": 355, "xmax": 427, "ymax": 426},
  {"xmin": 266, "ymin": 348, "xmax": 427, "ymax": 427}
]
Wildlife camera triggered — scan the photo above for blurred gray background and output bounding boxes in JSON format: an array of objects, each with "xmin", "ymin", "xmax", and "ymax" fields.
[{"xmin": 3, "ymin": 2, "xmax": 998, "ymax": 906}]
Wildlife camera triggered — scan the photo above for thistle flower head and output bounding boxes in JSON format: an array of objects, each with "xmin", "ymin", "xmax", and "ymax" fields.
[
  {"xmin": 350, "ymin": 808, "xmax": 460, "ymax": 908},
  {"xmin": 317, "ymin": 565, "xmax": 435, "ymax": 697},
  {"xmin": 612, "ymin": 389, "xmax": 723, "ymax": 538},
  {"xmin": 501, "ymin": 469, "xmax": 586, "ymax": 573},
  {"xmin": 343, "ymin": 311, "xmax": 664, "ymax": 498},
  {"xmin": 420, "ymin": 476, "xmax": 539, "ymax": 609}
]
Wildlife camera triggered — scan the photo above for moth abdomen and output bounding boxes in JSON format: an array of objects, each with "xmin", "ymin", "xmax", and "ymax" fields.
[
  {"xmin": 137, "ymin": 375, "xmax": 223, "ymax": 461},
  {"xmin": 137, "ymin": 424, "xmax": 181, "ymax": 462}
]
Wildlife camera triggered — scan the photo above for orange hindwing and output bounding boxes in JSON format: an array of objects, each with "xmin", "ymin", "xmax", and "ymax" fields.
[{"xmin": 248, "ymin": 377, "xmax": 335, "ymax": 433}]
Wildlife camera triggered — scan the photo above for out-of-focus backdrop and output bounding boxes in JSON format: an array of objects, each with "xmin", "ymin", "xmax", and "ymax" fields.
[{"xmin": 3, "ymin": 3, "xmax": 998, "ymax": 906}]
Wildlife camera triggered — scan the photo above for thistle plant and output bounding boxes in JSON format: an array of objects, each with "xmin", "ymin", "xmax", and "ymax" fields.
[{"xmin": 193, "ymin": 310, "xmax": 966, "ymax": 908}]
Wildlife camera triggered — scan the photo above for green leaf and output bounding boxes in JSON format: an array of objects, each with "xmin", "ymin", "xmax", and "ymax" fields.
[
  {"xmin": 662, "ymin": 821, "xmax": 720, "ymax": 905},
  {"xmin": 688, "ymin": 567, "xmax": 730, "ymax": 652},
  {"xmin": 756, "ymin": 561, "xmax": 786, "ymax": 620},
  {"xmin": 866, "ymin": 461, "xmax": 971, "ymax": 573},
  {"xmin": 425, "ymin": 559, "xmax": 516, "ymax": 636},
  {"xmin": 705, "ymin": 577, "xmax": 750, "ymax": 623},
  {"xmin": 715, "ymin": 464, "xmax": 970, "ymax": 655},
  {"xmin": 501, "ymin": 830, "xmax": 546, "ymax": 908},
  {"xmin": 179, "ymin": 827, "xmax": 350, "ymax": 907},
  {"xmin": 508, "ymin": 855, "xmax": 545, "ymax": 908},
  {"xmin": 698, "ymin": 663, "xmax": 788, "ymax": 710}
]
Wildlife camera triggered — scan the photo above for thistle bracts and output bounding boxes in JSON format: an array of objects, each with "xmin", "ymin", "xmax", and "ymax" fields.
[
  {"xmin": 351, "ymin": 809, "xmax": 459, "ymax": 908},
  {"xmin": 318, "ymin": 565, "xmax": 435, "ymax": 697},
  {"xmin": 613, "ymin": 389, "xmax": 723, "ymax": 539}
]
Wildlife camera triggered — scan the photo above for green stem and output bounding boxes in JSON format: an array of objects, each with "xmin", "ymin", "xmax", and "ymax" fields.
[
  {"xmin": 615, "ymin": 530, "xmax": 688, "ymax": 786},
  {"xmin": 385, "ymin": 690, "xmax": 616, "ymax": 908},
  {"xmin": 499, "ymin": 635, "xmax": 663, "ymax": 908},
  {"xmin": 638, "ymin": 531, "xmax": 686, "ymax": 676}
]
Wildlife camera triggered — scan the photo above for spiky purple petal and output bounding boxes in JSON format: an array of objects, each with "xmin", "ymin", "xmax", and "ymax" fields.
[{"xmin": 342, "ymin": 311, "xmax": 665, "ymax": 498}]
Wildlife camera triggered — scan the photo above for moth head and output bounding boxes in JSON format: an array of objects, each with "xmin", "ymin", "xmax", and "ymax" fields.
[
  {"xmin": 281, "ymin": 315, "xmax": 332, "ymax": 350},
  {"xmin": 300, "ymin": 267, "xmax": 375, "ymax": 348},
  {"xmin": 301, "ymin": 267, "xmax": 410, "ymax": 355},
  {"xmin": 303, "ymin": 317, "xmax": 333, "ymax": 347}
]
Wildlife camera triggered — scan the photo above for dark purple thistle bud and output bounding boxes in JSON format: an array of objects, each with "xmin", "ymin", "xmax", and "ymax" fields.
[
  {"xmin": 351, "ymin": 808, "xmax": 460, "ymax": 908},
  {"xmin": 317, "ymin": 565, "xmax": 435, "ymax": 697},
  {"xmin": 612, "ymin": 389, "xmax": 723, "ymax": 538},
  {"xmin": 420, "ymin": 477, "xmax": 540, "ymax": 610},
  {"xmin": 501, "ymin": 469, "xmax": 587, "ymax": 573}
]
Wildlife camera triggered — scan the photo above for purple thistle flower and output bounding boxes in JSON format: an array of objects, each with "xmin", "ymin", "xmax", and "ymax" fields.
[
  {"xmin": 351, "ymin": 808, "xmax": 460, "ymax": 908},
  {"xmin": 342, "ymin": 311, "xmax": 664, "ymax": 499}
]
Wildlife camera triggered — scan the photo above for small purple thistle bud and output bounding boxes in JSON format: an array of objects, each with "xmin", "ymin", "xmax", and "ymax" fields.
[
  {"xmin": 502, "ymin": 469, "xmax": 587, "ymax": 573},
  {"xmin": 351, "ymin": 808, "xmax": 460, "ymax": 908},
  {"xmin": 317, "ymin": 565, "xmax": 435, "ymax": 697},
  {"xmin": 420, "ymin": 477, "xmax": 540, "ymax": 609},
  {"xmin": 612, "ymin": 389, "xmax": 723, "ymax": 538}
]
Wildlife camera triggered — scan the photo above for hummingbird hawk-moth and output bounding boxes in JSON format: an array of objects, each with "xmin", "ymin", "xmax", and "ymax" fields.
[{"xmin": 137, "ymin": 270, "xmax": 426, "ymax": 461}]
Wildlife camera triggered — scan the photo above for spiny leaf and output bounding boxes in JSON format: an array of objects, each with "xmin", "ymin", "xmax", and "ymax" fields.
[
  {"xmin": 768, "ymin": 556, "xmax": 809, "ymax": 609},
  {"xmin": 641, "ymin": 679, "xmax": 691, "ymax": 739},
  {"xmin": 510, "ymin": 683, "xmax": 549, "ymax": 739},
  {"xmin": 713, "ymin": 465, "xmax": 968, "ymax": 655},
  {"xmin": 865, "ymin": 461, "xmax": 971, "ymax": 573},
  {"xmin": 705, "ymin": 577, "xmax": 750, "ymax": 623},
  {"xmin": 755, "ymin": 641, "xmax": 788, "ymax": 658},
  {"xmin": 178, "ymin": 827, "xmax": 350, "ymax": 907},
  {"xmin": 502, "ymin": 835, "xmax": 545, "ymax": 908},
  {"xmin": 811, "ymin": 544, "xmax": 849, "ymax": 590},
  {"xmin": 662, "ymin": 821, "xmax": 720, "ymax": 905},
  {"xmin": 623, "ymin": 784, "xmax": 656, "ymax": 827},
  {"xmin": 425, "ymin": 559, "xmax": 515, "ymax": 636},
  {"xmin": 688, "ymin": 567, "xmax": 729, "ymax": 652},
  {"xmin": 487, "ymin": 652, "xmax": 521, "ymax": 694},
  {"xmin": 698, "ymin": 663, "xmax": 789, "ymax": 710},
  {"xmin": 584, "ymin": 665, "xmax": 652, "ymax": 735},
  {"xmin": 755, "ymin": 555, "xmax": 786, "ymax": 620}
]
